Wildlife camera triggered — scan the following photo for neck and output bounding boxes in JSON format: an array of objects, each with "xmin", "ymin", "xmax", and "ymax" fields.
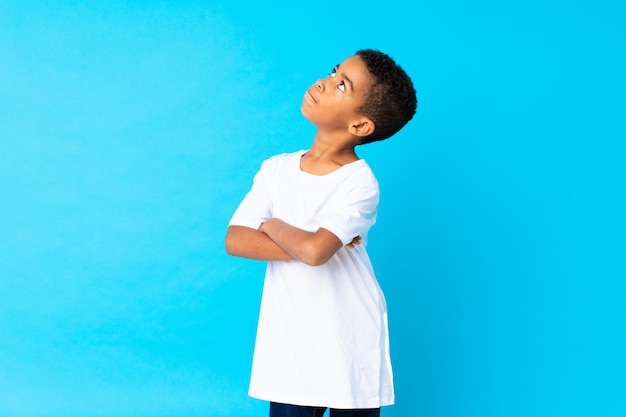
[
  {"xmin": 299, "ymin": 132, "xmax": 359, "ymax": 176},
  {"xmin": 307, "ymin": 131, "xmax": 358, "ymax": 161}
]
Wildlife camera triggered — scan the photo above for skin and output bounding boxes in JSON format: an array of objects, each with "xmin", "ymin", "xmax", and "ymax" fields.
[{"xmin": 225, "ymin": 55, "xmax": 374, "ymax": 266}]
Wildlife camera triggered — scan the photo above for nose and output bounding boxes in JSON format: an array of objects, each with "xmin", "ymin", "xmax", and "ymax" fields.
[{"xmin": 315, "ymin": 78, "xmax": 326, "ymax": 92}]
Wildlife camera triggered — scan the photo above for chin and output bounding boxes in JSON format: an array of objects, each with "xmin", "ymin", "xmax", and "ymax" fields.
[{"xmin": 300, "ymin": 104, "xmax": 312, "ymax": 122}]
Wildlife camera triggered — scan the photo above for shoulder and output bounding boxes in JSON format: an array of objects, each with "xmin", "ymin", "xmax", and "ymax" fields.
[
  {"xmin": 330, "ymin": 160, "xmax": 380, "ymax": 206},
  {"xmin": 252, "ymin": 151, "xmax": 305, "ymax": 181},
  {"xmin": 339, "ymin": 159, "xmax": 379, "ymax": 189},
  {"xmin": 260, "ymin": 150, "xmax": 306, "ymax": 170}
]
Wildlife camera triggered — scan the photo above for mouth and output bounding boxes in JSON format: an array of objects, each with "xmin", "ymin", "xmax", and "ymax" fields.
[{"xmin": 305, "ymin": 88, "xmax": 318, "ymax": 103}]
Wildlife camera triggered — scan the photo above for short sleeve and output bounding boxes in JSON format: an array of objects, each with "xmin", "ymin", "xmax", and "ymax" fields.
[
  {"xmin": 318, "ymin": 169, "xmax": 379, "ymax": 245},
  {"xmin": 228, "ymin": 160, "xmax": 273, "ymax": 230}
]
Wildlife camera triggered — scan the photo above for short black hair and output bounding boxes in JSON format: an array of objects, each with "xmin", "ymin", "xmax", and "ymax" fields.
[{"xmin": 356, "ymin": 49, "xmax": 417, "ymax": 144}]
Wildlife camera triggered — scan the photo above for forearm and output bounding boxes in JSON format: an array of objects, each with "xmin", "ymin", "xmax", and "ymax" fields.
[
  {"xmin": 259, "ymin": 218, "xmax": 342, "ymax": 266},
  {"xmin": 225, "ymin": 225, "xmax": 294, "ymax": 261}
]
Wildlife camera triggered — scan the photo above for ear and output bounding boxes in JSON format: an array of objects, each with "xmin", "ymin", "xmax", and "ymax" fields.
[{"xmin": 348, "ymin": 118, "xmax": 375, "ymax": 138}]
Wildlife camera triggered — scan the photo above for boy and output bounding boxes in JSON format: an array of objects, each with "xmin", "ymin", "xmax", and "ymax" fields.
[{"xmin": 225, "ymin": 49, "xmax": 417, "ymax": 417}]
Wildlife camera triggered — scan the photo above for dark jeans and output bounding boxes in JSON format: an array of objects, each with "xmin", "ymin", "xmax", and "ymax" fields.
[{"xmin": 269, "ymin": 402, "xmax": 381, "ymax": 417}]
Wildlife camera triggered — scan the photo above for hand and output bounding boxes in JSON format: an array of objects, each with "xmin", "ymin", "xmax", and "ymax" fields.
[{"xmin": 345, "ymin": 235, "xmax": 362, "ymax": 249}]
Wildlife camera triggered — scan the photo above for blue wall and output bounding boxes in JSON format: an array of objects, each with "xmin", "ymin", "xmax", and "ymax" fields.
[{"xmin": 1, "ymin": 1, "xmax": 624, "ymax": 416}]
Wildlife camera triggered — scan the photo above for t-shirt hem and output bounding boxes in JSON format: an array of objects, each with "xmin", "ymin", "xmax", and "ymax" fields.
[
  {"xmin": 228, "ymin": 218, "xmax": 263, "ymax": 230},
  {"xmin": 248, "ymin": 388, "xmax": 394, "ymax": 409},
  {"xmin": 318, "ymin": 222, "xmax": 352, "ymax": 245}
]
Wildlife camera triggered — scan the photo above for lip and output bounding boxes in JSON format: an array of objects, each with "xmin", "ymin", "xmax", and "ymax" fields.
[{"xmin": 305, "ymin": 88, "xmax": 318, "ymax": 103}]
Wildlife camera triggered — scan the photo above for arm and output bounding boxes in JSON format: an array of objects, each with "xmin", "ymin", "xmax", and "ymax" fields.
[
  {"xmin": 259, "ymin": 218, "xmax": 344, "ymax": 266},
  {"xmin": 225, "ymin": 225, "xmax": 294, "ymax": 261}
]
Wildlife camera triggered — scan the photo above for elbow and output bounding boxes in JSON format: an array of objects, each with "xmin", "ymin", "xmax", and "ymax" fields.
[
  {"xmin": 304, "ymin": 257, "xmax": 330, "ymax": 267},
  {"xmin": 299, "ymin": 243, "xmax": 332, "ymax": 267},
  {"xmin": 297, "ymin": 232, "xmax": 342, "ymax": 266},
  {"xmin": 224, "ymin": 232, "xmax": 238, "ymax": 256}
]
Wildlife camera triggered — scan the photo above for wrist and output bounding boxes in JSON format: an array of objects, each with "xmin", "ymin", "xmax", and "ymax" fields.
[{"xmin": 259, "ymin": 218, "xmax": 274, "ymax": 233}]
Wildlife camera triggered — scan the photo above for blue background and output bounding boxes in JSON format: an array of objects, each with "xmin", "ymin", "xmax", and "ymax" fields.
[{"xmin": 1, "ymin": 1, "xmax": 624, "ymax": 416}]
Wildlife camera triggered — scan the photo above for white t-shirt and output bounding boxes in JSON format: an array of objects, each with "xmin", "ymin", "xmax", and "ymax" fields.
[{"xmin": 229, "ymin": 150, "xmax": 394, "ymax": 409}]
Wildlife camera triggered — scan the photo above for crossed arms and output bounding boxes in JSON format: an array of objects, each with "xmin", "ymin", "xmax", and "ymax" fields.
[{"xmin": 225, "ymin": 219, "xmax": 361, "ymax": 266}]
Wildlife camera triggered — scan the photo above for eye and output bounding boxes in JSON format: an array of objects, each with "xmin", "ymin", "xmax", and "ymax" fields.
[
  {"xmin": 338, "ymin": 81, "xmax": 345, "ymax": 92},
  {"xmin": 329, "ymin": 68, "xmax": 337, "ymax": 77}
]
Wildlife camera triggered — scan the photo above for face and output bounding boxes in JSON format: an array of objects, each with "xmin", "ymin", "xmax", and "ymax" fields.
[{"xmin": 301, "ymin": 55, "xmax": 372, "ymax": 132}]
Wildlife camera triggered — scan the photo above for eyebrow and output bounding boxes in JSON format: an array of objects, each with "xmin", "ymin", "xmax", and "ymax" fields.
[{"xmin": 335, "ymin": 64, "xmax": 354, "ymax": 92}]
